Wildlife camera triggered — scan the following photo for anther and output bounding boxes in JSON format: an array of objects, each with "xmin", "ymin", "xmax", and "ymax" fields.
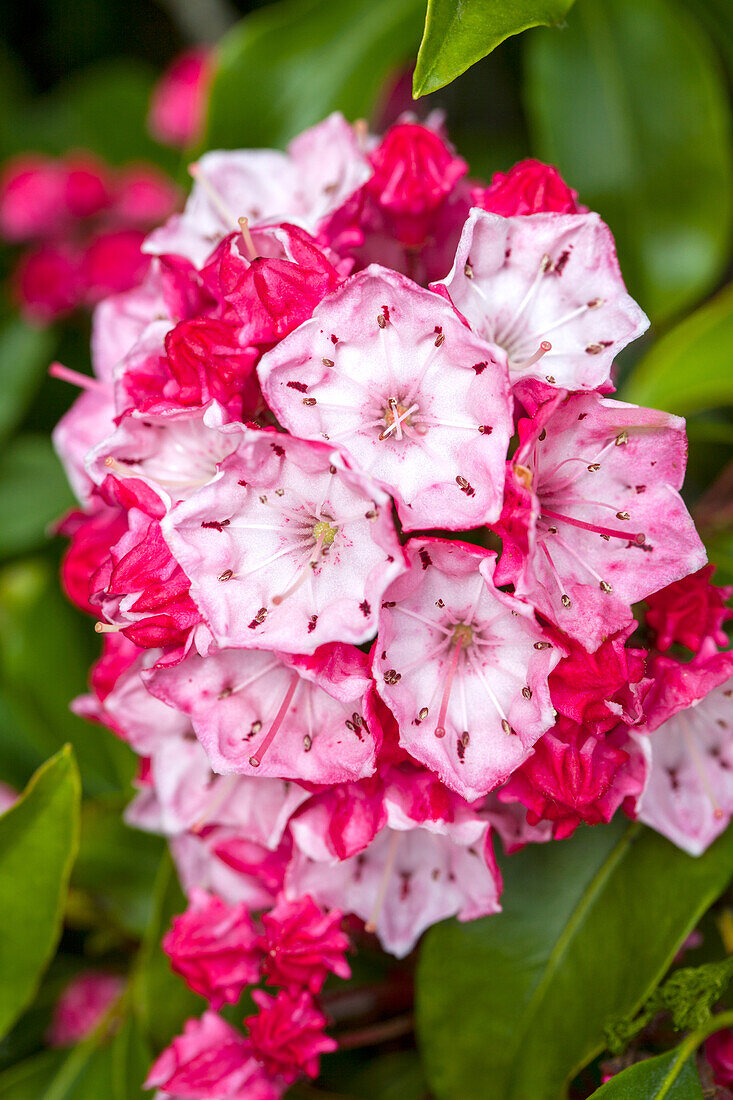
[
  {"xmin": 419, "ymin": 707, "xmax": 429, "ymax": 721},
  {"xmin": 534, "ymin": 641, "xmax": 551, "ymax": 650},
  {"xmin": 522, "ymin": 687, "xmax": 532, "ymax": 700},
  {"xmin": 501, "ymin": 719, "xmax": 513, "ymax": 735},
  {"xmin": 561, "ymin": 594, "xmax": 572, "ymax": 608},
  {"xmin": 377, "ymin": 314, "xmax": 387, "ymax": 329},
  {"xmin": 464, "ymin": 262, "xmax": 473, "ymax": 279},
  {"xmin": 600, "ymin": 580, "xmax": 613, "ymax": 594},
  {"xmin": 218, "ymin": 569, "xmax": 233, "ymax": 582},
  {"xmin": 434, "ymin": 332, "xmax": 445, "ymax": 348},
  {"xmin": 587, "ymin": 463, "xmax": 600, "ymax": 472},
  {"xmin": 616, "ymin": 511, "xmax": 630, "ymax": 521},
  {"xmin": 302, "ymin": 397, "xmax": 316, "ymax": 406},
  {"xmin": 587, "ymin": 297, "xmax": 603, "ymax": 309},
  {"xmin": 615, "ymin": 431, "xmax": 628, "ymax": 446},
  {"xmin": 322, "ymin": 358, "xmax": 334, "ymax": 367}
]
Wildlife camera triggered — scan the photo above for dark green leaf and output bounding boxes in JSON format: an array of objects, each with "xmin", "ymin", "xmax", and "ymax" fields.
[
  {"xmin": 413, "ymin": 0, "xmax": 576, "ymax": 97},
  {"xmin": 0, "ymin": 437, "xmax": 74, "ymax": 560},
  {"xmin": 349, "ymin": 1050, "xmax": 429, "ymax": 1099},
  {"xmin": 0, "ymin": 320, "xmax": 55, "ymax": 448},
  {"xmin": 0, "ymin": 1052, "xmax": 66, "ymax": 1100},
  {"xmin": 0, "ymin": 748, "xmax": 80, "ymax": 1040},
  {"xmin": 204, "ymin": 0, "xmax": 424, "ymax": 150},
  {"xmin": 589, "ymin": 1049, "xmax": 703, "ymax": 1099},
  {"xmin": 621, "ymin": 284, "xmax": 733, "ymax": 413},
  {"xmin": 525, "ymin": 0, "xmax": 733, "ymax": 322},
  {"xmin": 0, "ymin": 558, "xmax": 135, "ymax": 795},
  {"xmin": 416, "ymin": 821, "xmax": 733, "ymax": 1100},
  {"xmin": 132, "ymin": 851, "xmax": 205, "ymax": 1052}
]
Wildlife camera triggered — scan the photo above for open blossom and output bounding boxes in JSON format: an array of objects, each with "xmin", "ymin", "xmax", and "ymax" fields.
[
  {"xmin": 645, "ymin": 564, "xmax": 732, "ymax": 652},
  {"xmin": 47, "ymin": 972, "xmax": 124, "ymax": 1047},
  {"xmin": 634, "ymin": 646, "xmax": 733, "ymax": 855},
  {"xmin": 258, "ymin": 265, "xmax": 512, "ymax": 531},
  {"xmin": 287, "ymin": 767, "xmax": 502, "ymax": 957},
  {"xmin": 498, "ymin": 718, "xmax": 647, "ymax": 839},
  {"xmin": 495, "ymin": 388, "xmax": 707, "ymax": 651},
  {"xmin": 162, "ymin": 429, "xmax": 405, "ymax": 653},
  {"xmin": 163, "ymin": 889, "xmax": 261, "ymax": 1008},
  {"xmin": 374, "ymin": 539, "xmax": 561, "ymax": 801},
  {"xmin": 145, "ymin": 113, "xmax": 371, "ymax": 267},
  {"xmin": 258, "ymin": 893, "xmax": 351, "ymax": 993},
  {"xmin": 474, "ymin": 158, "xmax": 581, "ymax": 216},
  {"xmin": 434, "ymin": 209, "xmax": 649, "ymax": 392},
  {"xmin": 145, "ymin": 642, "xmax": 377, "ymax": 782}
]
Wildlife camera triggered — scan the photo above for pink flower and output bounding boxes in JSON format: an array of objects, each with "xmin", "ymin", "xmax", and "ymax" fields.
[
  {"xmin": 287, "ymin": 767, "xmax": 502, "ymax": 957},
  {"xmin": 258, "ymin": 893, "xmax": 351, "ymax": 993},
  {"xmin": 145, "ymin": 642, "xmax": 377, "ymax": 782},
  {"xmin": 163, "ymin": 889, "xmax": 261, "ymax": 1008},
  {"xmin": 645, "ymin": 564, "xmax": 733, "ymax": 652},
  {"xmin": 145, "ymin": 1012, "xmax": 274, "ymax": 1098},
  {"xmin": 258, "ymin": 265, "xmax": 512, "ymax": 532},
  {"xmin": 498, "ymin": 718, "xmax": 647, "ymax": 839},
  {"xmin": 112, "ymin": 166, "xmax": 180, "ymax": 226},
  {"xmin": 0, "ymin": 156, "xmax": 68, "ymax": 241},
  {"xmin": 474, "ymin": 159, "xmax": 580, "ymax": 216},
  {"xmin": 81, "ymin": 227, "xmax": 150, "ymax": 303},
  {"xmin": 434, "ymin": 209, "xmax": 648, "ymax": 391},
  {"xmin": 494, "ymin": 389, "xmax": 707, "ymax": 651},
  {"xmin": 246, "ymin": 989, "xmax": 336, "ymax": 1082},
  {"xmin": 63, "ymin": 155, "xmax": 113, "ymax": 220},
  {"xmin": 705, "ymin": 1027, "xmax": 733, "ymax": 1088},
  {"xmin": 162, "ymin": 429, "xmax": 406, "ymax": 653},
  {"xmin": 148, "ymin": 49, "xmax": 214, "ymax": 149},
  {"xmin": 634, "ymin": 646, "xmax": 733, "ymax": 854},
  {"xmin": 374, "ymin": 539, "xmax": 561, "ymax": 801},
  {"xmin": 15, "ymin": 244, "xmax": 82, "ymax": 322},
  {"xmin": 47, "ymin": 971, "xmax": 123, "ymax": 1046}
]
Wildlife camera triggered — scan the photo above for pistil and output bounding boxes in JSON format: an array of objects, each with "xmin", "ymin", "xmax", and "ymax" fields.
[{"xmin": 249, "ymin": 672, "xmax": 300, "ymax": 768}]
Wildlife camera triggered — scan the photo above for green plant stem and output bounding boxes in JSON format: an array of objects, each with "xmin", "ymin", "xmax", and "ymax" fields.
[{"xmin": 653, "ymin": 1010, "xmax": 733, "ymax": 1099}]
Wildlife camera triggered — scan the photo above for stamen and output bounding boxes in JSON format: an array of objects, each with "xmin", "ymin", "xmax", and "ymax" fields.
[
  {"xmin": 237, "ymin": 217, "xmax": 259, "ymax": 261},
  {"xmin": 271, "ymin": 531, "xmax": 328, "ymax": 605},
  {"xmin": 435, "ymin": 635, "xmax": 465, "ymax": 738},
  {"xmin": 249, "ymin": 672, "xmax": 299, "ymax": 768},
  {"xmin": 465, "ymin": 650, "xmax": 511, "ymax": 728},
  {"xmin": 541, "ymin": 508, "xmax": 645, "ymax": 544},
  {"xmin": 393, "ymin": 605, "xmax": 453, "ymax": 636},
  {"xmin": 513, "ymin": 341, "xmax": 552, "ymax": 372},
  {"xmin": 497, "ymin": 255, "xmax": 550, "ymax": 346},
  {"xmin": 365, "ymin": 830, "xmax": 401, "ymax": 933},
  {"xmin": 221, "ymin": 659, "xmax": 281, "ymax": 698},
  {"xmin": 524, "ymin": 303, "xmax": 592, "ymax": 341},
  {"xmin": 49, "ymin": 362, "xmax": 106, "ymax": 393},
  {"xmin": 94, "ymin": 621, "xmax": 125, "ymax": 634},
  {"xmin": 188, "ymin": 163, "xmax": 239, "ymax": 229}
]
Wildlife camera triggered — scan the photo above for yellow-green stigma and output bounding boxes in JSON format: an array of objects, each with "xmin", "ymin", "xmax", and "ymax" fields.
[{"xmin": 313, "ymin": 520, "xmax": 337, "ymax": 546}]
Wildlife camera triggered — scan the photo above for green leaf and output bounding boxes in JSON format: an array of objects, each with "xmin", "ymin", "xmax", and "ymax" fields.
[
  {"xmin": 349, "ymin": 1050, "xmax": 429, "ymax": 1099},
  {"xmin": 0, "ymin": 437, "xmax": 74, "ymax": 560},
  {"xmin": 621, "ymin": 284, "xmax": 733, "ymax": 413},
  {"xmin": 0, "ymin": 558, "xmax": 134, "ymax": 795},
  {"xmin": 0, "ymin": 320, "xmax": 55, "ymax": 448},
  {"xmin": 525, "ymin": 0, "xmax": 733, "ymax": 322},
  {"xmin": 704, "ymin": 529, "xmax": 733, "ymax": 587},
  {"xmin": 132, "ymin": 851, "xmax": 204, "ymax": 1052},
  {"xmin": 589, "ymin": 1049, "xmax": 703, "ymax": 1099},
  {"xmin": 204, "ymin": 0, "xmax": 424, "ymax": 150},
  {"xmin": 0, "ymin": 748, "xmax": 80, "ymax": 1040},
  {"xmin": 413, "ymin": 0, "xmax": 576, "ymax": 97},
  {"xmin": 0, "ymin": 1052, "xmax": 66, "ymax": 1100},
  {"xmin": 415, "ymin": 821, "xmax": 733, "ymax": 1100}
]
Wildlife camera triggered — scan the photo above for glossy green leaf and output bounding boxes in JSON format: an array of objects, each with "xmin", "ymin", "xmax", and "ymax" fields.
[
  {"xmin": 0, "ymin": 558, "xmax": 134, "ymax": 795},
  {"xmin": 0, "ymin": 748, "xmax": 80, "ymax": 1040},
  {"xmin": 416, "ymin": 821, "xmax": 733, "ymax": 1100},
  {"xmin": 204, "ymin": 0, "xmax": 424, "ymax": 150},
  {"xmin": 414, "ymin": 0, "xmax": 576, "ymax": 97},
  {"xmin": 0, "ymin": 1052, "xmax": 66, "ymax": 1100},
  {"xmin": 589, "ymin": 1049, "xmax": 702, "ymax": 1099},
  {"xmin": 0, "ymin": 437, "xmax": 74, "ymax": 560},
  {"xmin": 349, "ymin": 1050, "xmax": 429, "ymax": 1099},
  {"xmin": 525, "ymin": 0, "xmax": 733, "ymax": 322},
  {"xmin": 621, "ymin": 284, "xmax": 733, "ymax": 413},
  {"xmin": 0, "ymin": 320, "xmax": 55, "ymax": 448},
  {"xmin": 132, "ymin": 851, "xmax": 204, "ymax": 1052}
]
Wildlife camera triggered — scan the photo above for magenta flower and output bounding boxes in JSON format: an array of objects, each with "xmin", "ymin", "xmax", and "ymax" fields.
[
  {"xmin": 474, "ymin": 158, "xmax": 581, "ymax": 216},
  {"xmin": 258, "ymin": 266, "xmax": 512, "ymax": 531},
  {"xmin": 148, "ymin": 48, "xmax": 213, "ymax": 149},
  {"xmin": 163, "ymin": 889, "xmax": 261, "ymax": 1008},
  {"xmin": 374, "ymin": 539, "xmax": 560, "ymax": 801},
  {"xmin": 47, "ymin": 971, "xmax": 124, "ymax": 1047},
  {"xmin": 246, "ymin": 989, "xmax": 336, "ymax": 1082},
  {"xmin": 645, "ymin": 564, "xmax": 733, "ymax": 652},
  {"xmin": 258, "ymin": 893, "xmax": 351, "ymax": 994}
]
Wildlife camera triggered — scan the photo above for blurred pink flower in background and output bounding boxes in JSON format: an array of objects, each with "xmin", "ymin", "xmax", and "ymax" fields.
[
  {"xmin": 148, "ymin": 48, "xmax": 213, "ymax": 148},
  {"xmin": 47, "ymin": 971, "xmax": 124, "ymax": 1046}
]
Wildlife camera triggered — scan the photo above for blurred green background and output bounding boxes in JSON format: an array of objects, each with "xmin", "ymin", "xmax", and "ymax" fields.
[{"xmin": 0, "ymin": 0, "xmax": 730, "ymax": 1095}]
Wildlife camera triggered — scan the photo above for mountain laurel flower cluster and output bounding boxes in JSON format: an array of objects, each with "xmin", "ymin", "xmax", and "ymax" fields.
[{"xmin": 51, "ymin": 113, "xmax": 730, "ymax": 1096}]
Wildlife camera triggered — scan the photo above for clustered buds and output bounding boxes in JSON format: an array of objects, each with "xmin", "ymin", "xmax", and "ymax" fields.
[{"xmin": 49, "ymin": 113, "xmax": 730, "ymax": 1096}]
